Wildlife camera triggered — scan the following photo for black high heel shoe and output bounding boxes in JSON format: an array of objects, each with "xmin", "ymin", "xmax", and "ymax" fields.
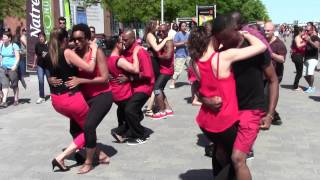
[{"xmin": 51, "ymin": 158, "xmax": 70, "ymax": 171}]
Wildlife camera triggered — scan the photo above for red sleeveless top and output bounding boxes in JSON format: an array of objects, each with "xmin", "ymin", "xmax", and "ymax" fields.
[
  {"xmin": 78, "ymin": 50, "xmax": 111, "ymax": 99},
  {"xmin": 107, "ymin": 55, "xmax": 132, "ymax": 102},
  {"xmin": 196, "ymin": 52, "xmax": 239, "ymax": 133}
]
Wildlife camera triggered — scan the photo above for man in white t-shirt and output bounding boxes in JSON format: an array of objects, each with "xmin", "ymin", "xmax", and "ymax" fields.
[{"xmin": 168, "ymin": 23, "xmax": 178, "ymax": 39}]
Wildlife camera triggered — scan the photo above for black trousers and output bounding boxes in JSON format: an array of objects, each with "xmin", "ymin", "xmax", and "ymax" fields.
[
  {"xmin": 201, "ymin": 123, "xmax": 238, "ymax": 180},
  {"xmin": 292, "ymin": 53, "xmax": 304, "ymax": 89},
  {"xmin": 69, "ymin": 91, "xmax": 113, "ymax": 148},
  {"xmin": 124, "ymin": 92, "xmax": 149, "ymax": 139},
  {"xmin": 113, "ymin": 99, "xmax": 130, "ymax": 136}
]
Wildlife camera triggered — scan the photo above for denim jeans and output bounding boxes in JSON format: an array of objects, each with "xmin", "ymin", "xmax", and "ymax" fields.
[{"xmin": 37, "ymin": 65, "xmax": 50, "ymax": 98}]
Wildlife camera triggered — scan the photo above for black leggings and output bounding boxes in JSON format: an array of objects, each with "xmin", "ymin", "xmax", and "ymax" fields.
[
  {"xmin": 292, "ymin": 53, "xmax": 304, "ymax": 89},
  {"xmin": 84, "ymin": 91, "xmax": 113, "ymax": 148},
  {"xmin": 69, "ymin": 92, "xmax": 113, "ymax": 148},
  {"xmin": 201, "ymin": 123, "xmax": 238, "ymax": 179},
  {"xmin": 154, "ymin": 74, "xmax": 171, "ymax": 95}
]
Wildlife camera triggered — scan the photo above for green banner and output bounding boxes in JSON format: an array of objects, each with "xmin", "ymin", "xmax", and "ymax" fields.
[
  {"xmin": 42, "ymin": 0, "xmax": 54, "ymax": 38},
  {"xmin": 64, "ymin": 0, "xmax": 72, "ymax": 30}
]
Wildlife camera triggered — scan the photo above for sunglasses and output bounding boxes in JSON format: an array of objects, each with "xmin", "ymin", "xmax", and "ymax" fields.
[
  {"xmin": 71, "ymin": 37, "xmax": 85, "ymax": 42},
  {"xmin": 59, "ymin": 21, "xmax": 66, "ymax": 25}
]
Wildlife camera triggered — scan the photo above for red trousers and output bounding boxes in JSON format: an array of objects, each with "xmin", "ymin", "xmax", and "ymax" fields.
[{"xmin": 51, "ymin": 91, "xmax": 89, "ymax": 148}]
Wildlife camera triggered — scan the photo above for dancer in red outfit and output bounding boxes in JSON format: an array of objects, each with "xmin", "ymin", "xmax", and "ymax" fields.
[
  {"xmin": 63, "ymin": 24, "xmax": 113, "ymax": 174},
  {"xmin": 118, "ymin": 30, "xmax": 155, "ymax": 145},
  {"xmin": 45, "ymin": 28, "xmax": 97, "ymax": 171},
  {"xmin": 188, "ymin": 23, "xmax": 266, "ymax": 179},
  {"xmin": 106, "ymin": 35, "xmax": 140, "ymax": 142}
]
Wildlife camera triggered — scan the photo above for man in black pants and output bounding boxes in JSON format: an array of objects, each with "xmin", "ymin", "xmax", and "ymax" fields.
[
  {"xmin": 264, "ymin": 21, "xmax": 287, "ymax": 125},
  {"xmin": 119, "ymin": 30, "xmax": 155, "ymax": 145}
]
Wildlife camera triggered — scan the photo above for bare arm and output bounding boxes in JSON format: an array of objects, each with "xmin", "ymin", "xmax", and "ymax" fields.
[
  {"xmin": 271, "ymin": 52, "xmax": 285, "ymax": 63},
  {"xmin": 174, "ymin": 41, "xmax": 187, "ymax": 47},
  {"xmin": 65, "ymin": 48, "xmax": 108, "ymax": 88},
  {"xmin": 307, "ymin": 38, "xmax": 320, "ymax": 49},
  {"xmin": 12, "ymin": 49, "xmax": 20, "ymax": 71},
  {"xmin": 20, "ymin": 35, "xmax": 27, "ymax": 47},
  {"xmin": 221, "ymin": 32, "xmax": 267, "ymax": 63},
  {"xmin": 117, "ymin": 46, "xmax": 140, "ymax": 74},
  {"xmin": 64, "ymin": 48, "xmax": 96, "ymax": 72},
  {"xmin": 295, "ymin": 36, "xmax": 306, "ymax": 48},
  {"xmin": 158, "ymin": 40, "xmax": 174, "ymax": 60},
  {"xmin": 260, "ymin": 63, "xmax": 279, "ymax": 130},
  {"xmin": 147, "ymin": 33, "xmax": 168, "ymax": 52}
]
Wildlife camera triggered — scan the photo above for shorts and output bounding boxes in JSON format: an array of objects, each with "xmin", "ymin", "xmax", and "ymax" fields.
[
  {"xmin": 303, "ymin": 59, "xmax": 318, "ymax": 76},
  {"xmin": 0, "ymin": 67, "xmax": 19, "ymax": 89},
  {"xmin": 233, "ymin": 110, "xmax": 265, "ymax": 154},
  {"xmin": 154, "ymin": 74, "xmax": 171, "ymax": 95}
]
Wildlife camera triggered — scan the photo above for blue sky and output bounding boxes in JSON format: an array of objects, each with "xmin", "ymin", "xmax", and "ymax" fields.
[{"xmin": 262, "ymin": 0, "xmax": 320, "ymax": 24}]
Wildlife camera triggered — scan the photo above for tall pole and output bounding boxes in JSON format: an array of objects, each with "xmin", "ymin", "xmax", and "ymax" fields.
[{"xmin": 161, "ymin": 0, "xmax": 164, "ymax": 24}]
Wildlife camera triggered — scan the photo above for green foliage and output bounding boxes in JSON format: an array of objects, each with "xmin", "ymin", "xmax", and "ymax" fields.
[
  {"xmin": 83, "ymin": 0, "xmax": 269, "ymax": 23},
  {"xmin": 0, "ymin": 0, "xmax": 26, "ymax": 19}
]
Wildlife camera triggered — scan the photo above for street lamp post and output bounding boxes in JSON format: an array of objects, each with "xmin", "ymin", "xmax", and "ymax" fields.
[{"xmin": 161, "ymin": 0, "xmax": 164, "ymax": 24}]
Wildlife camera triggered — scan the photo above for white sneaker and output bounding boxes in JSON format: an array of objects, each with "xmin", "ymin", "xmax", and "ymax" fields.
[{"xmin": 36, "ymin": 98, "xmax": 45, "ymax": 104}]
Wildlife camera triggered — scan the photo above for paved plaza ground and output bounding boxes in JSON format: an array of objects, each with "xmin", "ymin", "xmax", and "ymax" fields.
[{"xmin": 0, "ymin": 37, "xmax": 320, "ymax": 180}]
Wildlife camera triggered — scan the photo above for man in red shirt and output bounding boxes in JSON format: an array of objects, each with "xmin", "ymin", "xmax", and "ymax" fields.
[
  {"xmin": 119, "ymin": 30, "xmax": 155, "ymax": 145},
  {"xmin": 151, "ymin": 24, "xmax": 174, "ymax": 120}
]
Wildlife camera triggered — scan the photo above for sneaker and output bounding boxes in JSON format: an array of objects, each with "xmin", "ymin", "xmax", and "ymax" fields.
[
  {"xmin": 150, "ymin": 112, "xmax": 167, "ymax": 120},
  {"xmin": 304, "ymin": 87, "xmax": 316, "ymax": 93},
  {"xmin": 126, "ymin": 138, "xmax": 147, "ymax": 145},
  {"xmin": 246, "ymin": 150, "xmax": 254, "ymax": 160},
  {"xmin": 165, "ymin": 110, "xmax": 174, "ymax": 116},
  {"xmin": 36, "ymin": 98, "xmax": 45, "ymax": 104}
]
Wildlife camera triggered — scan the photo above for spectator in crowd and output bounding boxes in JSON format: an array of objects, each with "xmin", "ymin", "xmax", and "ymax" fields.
[{"xmin": 0, "ymin": 31, "xmax": 20, "ymax": 108}]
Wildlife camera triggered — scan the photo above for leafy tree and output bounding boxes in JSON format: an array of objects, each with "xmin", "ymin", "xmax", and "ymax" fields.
[
  {"xmin": 0, "ymin": 0, "xmax": 26, "ymax": 20},
  {"xmin": 86, "ymin": 0, "xmax": 269, "ymax": 23}
]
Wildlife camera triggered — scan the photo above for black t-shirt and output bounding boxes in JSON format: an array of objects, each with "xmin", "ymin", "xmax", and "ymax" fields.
[
  {"xmin": 232, "ymin": 40, "xmax": 271, "ymax": 110},
  {"xmin": 304, "ymin": 35, "xmax": 320, "ymax": 60},
  {"xmin": 34, "ymin": 42, "xmax": 49, "ymax": 68},
  {"xmin": 44, "ymin": 49, "xmax": 79, "ymax": 94},
  {"xmin": 270, "ymin": 37, "xmax": 287, "ymax": 78}
]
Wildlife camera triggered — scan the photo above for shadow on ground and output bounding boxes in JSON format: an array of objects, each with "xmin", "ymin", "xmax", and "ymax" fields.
[
  {"xmin": 196, "ymin": 134, "xmax": 210, "ymax": 148},
  {"xmin": 280, "ymin": 84, "xmax": 306, "ymax": 90},
  {"xmin": 179, "ymin": 169, "xmax": 213, "ymax": 180},
  {"xmin": 7, "ymin": 97, "xmax": 31, "ymax": 105},
  {"xmin": 309, "ymin": 96, "xmax": 320, "ymax": 102},
  {"xmin": 175, "ymin": 82, "xmax": 190, "ymax": 88},
  {"xmin": 184, "ymin": 96, "xmax": 192, "ymax": 104}
]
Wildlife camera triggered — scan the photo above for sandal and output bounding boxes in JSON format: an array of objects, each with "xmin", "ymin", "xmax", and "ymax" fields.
[
  {"xmin": 77, "ymin": 163, "xmax": 93, "ymax": 174},
  {"xmin": 145, "ymin": 109, "xmax": 154, "ymax": 117},
  {"xmin": 98, "ymin": 156, "xmax": 110, "ymax": 165}
]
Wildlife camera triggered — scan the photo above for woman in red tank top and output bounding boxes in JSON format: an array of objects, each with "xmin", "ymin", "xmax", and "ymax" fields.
[
  {"xmin": 188, "ymin": 26, "xmax": 267, "ymax": 178},
  {"xmin": 105, "ymin": 35, "xmax": 141, "ymax": 142},
  {"xmin": 54, "ymin": 24, "xmax": 112, "ymax": 174}
]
